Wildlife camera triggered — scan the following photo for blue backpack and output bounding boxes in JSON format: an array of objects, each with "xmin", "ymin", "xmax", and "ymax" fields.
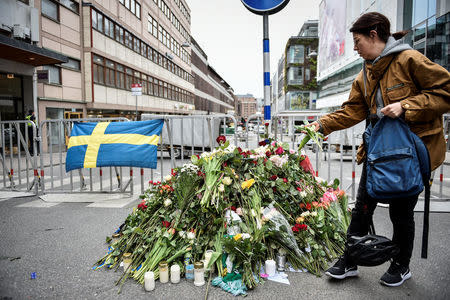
[{"xmin": 364, "ymin": 116, "xmax": 431, "ymax": 258}]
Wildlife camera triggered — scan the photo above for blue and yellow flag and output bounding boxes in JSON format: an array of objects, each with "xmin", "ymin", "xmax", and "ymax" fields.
[{"xmin": 65, "ymin": 119, "xmax": 164, "ymax": 172}]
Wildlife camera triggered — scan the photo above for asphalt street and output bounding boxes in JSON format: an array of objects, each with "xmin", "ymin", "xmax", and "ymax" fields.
[{"xmin": 0, "ymin": 192, "xmax": 449, "ymax": 300}]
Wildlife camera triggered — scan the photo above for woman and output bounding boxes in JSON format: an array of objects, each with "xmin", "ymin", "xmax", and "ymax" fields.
[{"xmin": 310, "ymin": 12, "xmax": 450, "ymax": 287}]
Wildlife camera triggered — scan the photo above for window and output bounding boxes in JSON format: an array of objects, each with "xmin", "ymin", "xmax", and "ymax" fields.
[
  {"xmin": 104, "ymin": 18, "xmax": 114, "ymax": 38},
  {"xmin": 105, "ymin": 60, "xmax": 115, "ymax": 87},
  {"xmin": 116, "ymin": 64, "xmax": 125, "ymax": 89},
  {"xmin": 42, "ymin": 0, "xmax": 58, "ymax": 20},
  {"xmin": 93, "ymin": 55, "xmax": 104, "ymax": 84},
  {"xmin": 148, "ymin": 77, "xmax": 153, "ymax": 95},
  {"xmin": 288, "ymin": 45, "xmax": 304, "ymax": 64},
  {"xmin": 61, "ymin": 58, "xmax": 81, "ymax": 71},
  {"xmin": 97, "ymin": 13, "xmax": 103, "ymax": 33},
  {"xmin": 121, "ymin": 0, "xmax": 140, "ymax": 18},
  {"xmin": 136, "ymin": 2, "xmax": 141, "ymax": 19},
  {"xmin": 43, "ymin": 65, "xmax": 61, "ymax": 84},
  {"xmin": 287, "ymin": 67, "xmax": 303, "ymax": 85},
  {"xmin": 115, "ymin": 24, "xmax": 123, "ymax": 43},
  {"xmin": 60, "ymin": 0, "xmax": 79, "ymax": 14},
  {"xmin": 125, "ymin": 68, "xmax": 133, "ymax": 90},
  {"xmin": 92, "ymin": 10, "xmax": 98, "ymax": 30}
]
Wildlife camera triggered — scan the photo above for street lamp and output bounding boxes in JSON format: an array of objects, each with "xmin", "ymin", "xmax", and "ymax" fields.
[{"xmin": 308, "ymin": 50, "xmax": 318, "ymax": 59}]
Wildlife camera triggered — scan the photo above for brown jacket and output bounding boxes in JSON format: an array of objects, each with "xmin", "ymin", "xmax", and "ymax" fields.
[{"xmin": 319, "ymin": 49, "xmax": 450, "ymax": 170}]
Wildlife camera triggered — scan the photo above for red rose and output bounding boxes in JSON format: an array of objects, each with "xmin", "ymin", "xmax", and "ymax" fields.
[
  {"xmin": 306, "ymin": 203, "xmax": 312, "ymax": 210},
  {"xmin": 137, "ymin": 200, "xmax": 147, "ymax": 210},
  {"xmin": 264, "ymin": 158, "xmax": 267, "ymax": 163},
  {"xmin": 223, "ymin": 162, "xmax": 228, "ymax": 167},
  {"xmin": 299, "ymin": 224, "xmax": 308, "ymax": 231},
  {"xmin": 216, "ymin": 135, "xmax": 226, "ymax": 145},
  {"xmin": 272, "ymin": 187, "xmax": 277, "ymax": 192},
  {"xmin": 292, "ymin": 226, "xmax": 299, "ymax": 232},
  {"xmin": 265, "ymin": 151, "xmax": 272, "ymax": 157},
  {"xmin": 296, "ymin": 187, "xmax": 302, "ymax": 192},
  {"xmin": 283, "ymin": 178, "xmax": 288, "ymax": 183},
  {"xmin": 270, "ymin": 175, "xmax": 278, "ymax": 181},
  {"xmin": 252, "ymin": 160, "xmax": 258, "ymax": 165},
  {"xmin": 259, "ymin": 140, "xmax": 267, "ymax": 146},
  {"xmin": 265, "ymin": 123, "xmax": 269, "ymax": 127},
  {"xmin": 230, "ymin": 206, "xmax": 236, "ymax": 211},
  {"xmin": 162, "ymin": 221, "xmax": 171, "ymax": 228},
  {"xmin": 237, "ymin": 147, "xmax": 243, "ymax": 153},
  {"xmin": 275, "ymin": 147, "xmax": 284, "ymax": 155}
]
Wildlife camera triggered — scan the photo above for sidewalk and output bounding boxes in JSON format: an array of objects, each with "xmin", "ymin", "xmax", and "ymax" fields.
[{"xmin": 0, "ymin": 194, "xmax": 449, "ymax": 299}]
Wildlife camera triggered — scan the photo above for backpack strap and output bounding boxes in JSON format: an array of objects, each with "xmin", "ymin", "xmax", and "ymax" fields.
[{"xmin": 421, "ymin": 180, "xmax": 430, "ymax": 258}]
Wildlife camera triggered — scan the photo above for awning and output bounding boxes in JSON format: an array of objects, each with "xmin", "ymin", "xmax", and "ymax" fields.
[
  {"xmin": 0, "ymin": 35, "xmax": 68, "ymax": 66},
  {"xmin": 316, "ymin": 91, "xmax": 350, "ymax": 109}
]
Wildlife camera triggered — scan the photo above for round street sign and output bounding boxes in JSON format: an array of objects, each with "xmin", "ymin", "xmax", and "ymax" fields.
[{"xmin": 241, "ymin": 0, "xmax": 290, "ymax": 15}]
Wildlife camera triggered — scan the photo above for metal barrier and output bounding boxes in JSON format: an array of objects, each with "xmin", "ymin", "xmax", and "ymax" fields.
[
  {"xmin": 141, "ymin": 114, "xmax": 238, "ymax": 183},
  {"xmin": 0, "ymin": 120, "xmax": 39, "ymax": 194},
  {"xmin": 271, "ymin": 112, "xmax": 450, "ymax": 202},
  {"xmin": 2, "ymin": 113, "xmax": 448, "ymax": 200},
  {"xmin": 37, "ymin": 117, "xmax": 134, "ymax": 195}
]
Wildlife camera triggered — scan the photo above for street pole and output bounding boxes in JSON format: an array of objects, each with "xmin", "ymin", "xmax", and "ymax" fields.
[
  {"xmin": 263, "ymin": 14, "xmax": 271, "ymax": 122},
  {"xmin": 135, "ymin": 95, "xmax": 138, "ymax": 121},
  {"xmin": 33, "ymin": 68, "xmax": 38, "ymax": 123}
]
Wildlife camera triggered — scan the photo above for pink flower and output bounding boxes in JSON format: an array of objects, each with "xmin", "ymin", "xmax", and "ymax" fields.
[
  {"xmin": 289, "ymin": 149, "xmax": 296, "ymax": 154},
  {"xmin": 283, "ymin": 178, "xmax": 288, "ymax": 183},
  {"xmin": 236, "ymin": 207, "xmax": 243, "ymax": 215}
]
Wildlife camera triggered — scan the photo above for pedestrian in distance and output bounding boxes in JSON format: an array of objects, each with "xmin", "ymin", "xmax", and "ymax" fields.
[
  {"xmin": 25, "ymin": 109, "xmax": 39, "ymax": 156},
  {"xmin": 309, "ymin": 12, "xmax": 450, "ymax": 287}
]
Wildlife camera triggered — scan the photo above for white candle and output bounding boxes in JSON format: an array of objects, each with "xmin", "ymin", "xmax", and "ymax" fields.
[
  {"xmin": 265, "ymin": 259, "xmax": 276, "ymax": 277},
  {"xmin": 170, "ymin": 264, "xmax": 180, "ymax": 283},
  {"xmin": 204, "ymin": 250, "xmax": 214, "ymax": 270},
  {"xmin": 194, "ymin": 261, "xmax": 205, "ymax": 287},
  {"xmin": 159, "ymin": 261, "xmax": 169, "ymax": 283},
  {"xmin": 144, "ymin": 271, "xmax": 155, "ymax": 291}
]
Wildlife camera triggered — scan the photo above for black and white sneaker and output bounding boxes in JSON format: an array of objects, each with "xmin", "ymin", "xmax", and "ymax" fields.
[
  {"xmin": 325, "ymin": 256, "xmax": 359, "ymax": 279},
  {"xmin": 380, "ymin": 262, "xmax": 411, "ymax": 287}
]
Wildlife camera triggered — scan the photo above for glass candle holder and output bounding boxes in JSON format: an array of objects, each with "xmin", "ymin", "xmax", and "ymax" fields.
[
  {"xmin": 159, "ymin": 261, "xmax": 169, "ymax": 283},
  {"xmin": 193, "ymin": 261, "xmax": 205, "ymax": 287}
]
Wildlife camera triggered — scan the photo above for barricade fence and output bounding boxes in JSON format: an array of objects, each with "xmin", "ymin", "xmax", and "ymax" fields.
[{"xmin": 1, "ymin": 113, "xmax": 448, "ymax": 201}]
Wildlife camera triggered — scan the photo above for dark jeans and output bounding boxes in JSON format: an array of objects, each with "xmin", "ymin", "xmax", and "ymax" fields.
[{"xmin": 347, "ymin": 162, "xmax": 419, "ymax": 267}]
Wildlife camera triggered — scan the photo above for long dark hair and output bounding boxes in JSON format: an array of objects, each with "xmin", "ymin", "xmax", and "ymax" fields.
[{"xmin": 350, "ymin": 12, "xmax": 408, "ymax": 42}]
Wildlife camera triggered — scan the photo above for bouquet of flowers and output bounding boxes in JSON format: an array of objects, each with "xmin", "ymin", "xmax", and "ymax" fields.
[{"xmin": 94, "ymin": 136, "xmax": 351, "ymax": 293}]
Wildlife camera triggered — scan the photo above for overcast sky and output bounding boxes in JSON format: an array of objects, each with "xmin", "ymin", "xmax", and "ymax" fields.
[{"xmin": 186, "ymin": 0, "xmax": 320, "ymax": 98}]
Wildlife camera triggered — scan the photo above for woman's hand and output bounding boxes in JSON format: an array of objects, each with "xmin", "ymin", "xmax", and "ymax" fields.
[
  {"xmin": 380, "ymin": 102, "xmax": 405, "ymax": 118},
  {"xmin": 308, "ymin": 121, "xmax": 321, "ymax": 132}
]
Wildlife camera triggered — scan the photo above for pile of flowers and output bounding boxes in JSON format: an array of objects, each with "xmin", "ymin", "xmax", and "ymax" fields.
[{"xmin": 94, "ymin": 135, "xmax": 351, "ymax": 293}]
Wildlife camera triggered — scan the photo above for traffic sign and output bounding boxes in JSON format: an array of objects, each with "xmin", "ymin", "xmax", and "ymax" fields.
[
  {"xmin": 241, "ymin": 0, "xmax": 290, "ymax": 15},
  {"xmin": 131, "ymin": 83, "xmax": 142, "ymax": 96}
]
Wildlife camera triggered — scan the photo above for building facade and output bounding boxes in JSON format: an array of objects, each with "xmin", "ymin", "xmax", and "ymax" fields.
[
  {"xmin": 271, "ymin": 20, "xmax": 319, "ymax": 113},
  {"xmin": 284, "ymin": 20, "xmax": 319, "ymax": 111},
  {"xmin": 0, "ymin": 0, "xmax": 234, "ymax": 124},
  {"xmin": 235, "ymin": 94, "xmax": 257, "ymax": 120},
  {"xmin": 316, "ymin": 0, "xmax": 450, "ymax": 111},
  {"xmin": 190, "ymin": 37, "xmax": 234, "ymax": 114}
]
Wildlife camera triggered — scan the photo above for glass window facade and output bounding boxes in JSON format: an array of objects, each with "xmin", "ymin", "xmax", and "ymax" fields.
[
  {"xmin": 287, "ymin": 45, "xmax": 304, "ymax": 64},
  {"xmin": 285, "ymin": 91, "xmax": 310, "ymax": 110},
  {"xmin": 403, "ymin": 1, "xmax": 448, "ymax": 71},
  {"xmin": 287, "ymin": 67, "xmax": 303, "ymax": 85}
]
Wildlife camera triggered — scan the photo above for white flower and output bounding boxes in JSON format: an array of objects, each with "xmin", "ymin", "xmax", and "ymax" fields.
[
  {"xmin": 269, "ymin": 154, "xmax": 289, "ymax": 168},
  {"xmin": 311, "ymin": 211, "xmax": 318, "ymax": 217},
  {"xmin": 251, "ymin": 209, "xmax": 257, "ymax": 217},
  {"xmin": 178, "ymin": 231, "xmax": 186, "ymax": 238},
  {"xmin": 164, "ymin": 175, "xmax": 172, "ymax": 181},
  {"xmin": 164, "ymin": 199, "xmax": 172, "ymax": 207},
  {"xmin": 218, "ymin": 184, "xmax": 225, "ymax": 192},
  {"xmin": 315, "ymin": 176, "xmax": 325, "ymax": 183},
  {"xmin": 301, "ymin": 211, "xmax": 311, "ymax": 217},
  {"xmin": 222, "ymin": 177, "xmax": 232, "ymax": 185},
  {"xmin": 187, "ymin": 232, "xmax": 195, "ymax": 240},
  {"xmin": 300, "ymin": 191, "xmax": 307, "ymax": 198},
  {"xmin": 241, "ymin": 233, "xmax": 251, "ymax": 240}
]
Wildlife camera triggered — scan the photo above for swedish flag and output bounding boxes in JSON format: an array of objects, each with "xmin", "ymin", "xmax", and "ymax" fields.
[{"xmin": 65, "ymin": 120, "xmax": 164, "ymax": 172}]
